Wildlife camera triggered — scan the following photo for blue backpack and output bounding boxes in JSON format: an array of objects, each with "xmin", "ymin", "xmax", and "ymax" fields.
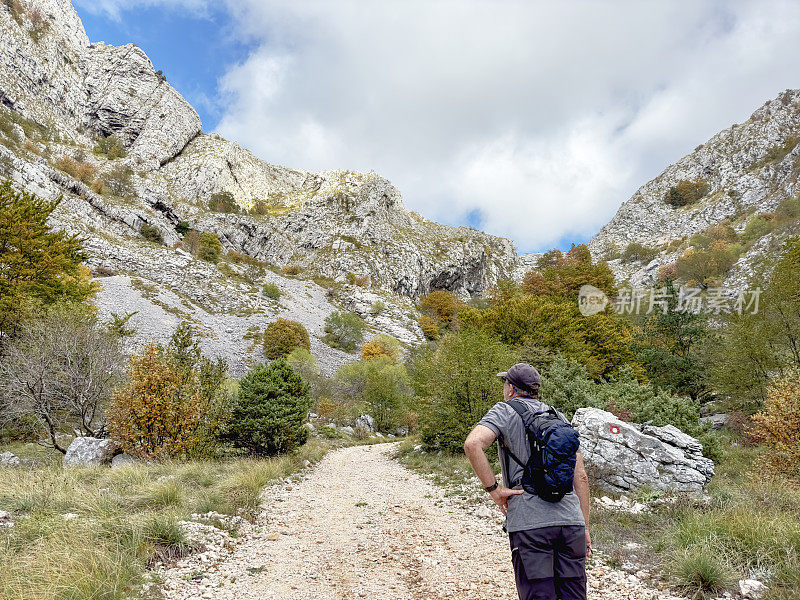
[{"xmin": 503, "ymin": 400, "xmax": 580, "ymax": 503}]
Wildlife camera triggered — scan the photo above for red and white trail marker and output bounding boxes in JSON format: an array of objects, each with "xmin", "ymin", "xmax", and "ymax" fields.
[{"xmin": 609, "ymin": 424, "xmax": 620, "ymax": 435}]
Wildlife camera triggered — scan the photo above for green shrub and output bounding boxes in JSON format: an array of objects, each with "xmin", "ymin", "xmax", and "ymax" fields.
[
  {"xmin": 741, "ymin": 213, "xmax": 774, "ymax": 243},
  {"xmin": 413, "ymin": 328, "xmax": 515, "ymax": 453},
  {"xmin": 335, "ymin": 358, "xmax": 412, "ymax": 432},
  {"xmin": 669, "ymin": 547, "xmax": 732, "ymax": 599},
  {"xmin": 222, "ymin": 358, "xmax": 312, "ymax": 456},
  {"xmin": 705, "ymin": 238, "xmax": 800, "ymax": 412},
  {"xmin": 175, "ymin": 221, "xmax": 191, "ymax": 235},
  {"xmin": 776, "ymin": 196, "xmax": 800, "ymax": 224},
  {"xmin": 675, "ymin": 241, "xmax": 742, "ymax": 286},
  {"xmin": 323, "ymin": 311, "xmax": 365, "ymax": 353},
  {"xmin": 197, "ymin": 232, "xmax": 222, "ymax": 263},
  {"xmin": 633, "ymin": 279, "xmax": 709, "ymax": 401},
  {"xmin": 539, "ymin": 356, "xmax": 603, "ymax": 418},
  {"xmin": 102, "ymin": 165, "xmax": 134, "ymax": 198},
  {"xmin": 597, "ymin": 367, "xmax": 702, "ymax": 435},
  {"xmin": 93, "ymin": 135, "xmax": 127, "ymax": 159},
  {"xmin": 665, "ymin": 178, "xmax": 709, "ymax": 207},
  {"xmin": 140, "ymin": 223, "xmax": 163, "ymax": 244},
  {"xmin": 208, "ymin": 191, "xmax": 239, "ymax": 213},
  {"xmin": 262, "ymin": 318, "xmax": 310, "ymax": 359},
  {"xmin": 620, "ymin": 242, "xmax": 659, "ymax": 264},
  {"xmin": 370, "ymin": 300, "xmax": 386, "ymax": 314},
  {"xmin": 262, "ymin": 282, "xmax": 282, "ymax": 300},
  {"xmin": 285, "ymin": 347, "xmax": 322, "ymax": 386}
]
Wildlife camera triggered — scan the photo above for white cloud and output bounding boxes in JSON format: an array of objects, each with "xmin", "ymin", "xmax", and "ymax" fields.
[
  {"xmin": 73, "ymin": 0, "xmax": 211, "ymax": 21},
  {"xmin": 82, "ymin": 0, "xmax": 800, "ymax": 252}
]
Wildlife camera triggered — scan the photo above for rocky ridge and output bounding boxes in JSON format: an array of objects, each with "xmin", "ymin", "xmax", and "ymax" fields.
[
  {"xmin": 0, "ymin": 0, "xmax": 517, "ymax": 371},
  {"xmin": 589, "ymin": 89, "xmax": 800, "ymax": 289}
]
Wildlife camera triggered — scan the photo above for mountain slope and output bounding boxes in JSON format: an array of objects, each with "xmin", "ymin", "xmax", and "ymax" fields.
[
  {"xmin": 590, "ymin": 89, "xmax": 800, "ymax": 288},
  {"xmin": 0, "ymin": 0, "xmax": 518, "ymax": 373}
]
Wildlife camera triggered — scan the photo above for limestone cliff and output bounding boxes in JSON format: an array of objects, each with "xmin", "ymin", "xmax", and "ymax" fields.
[
  {"xmin": 589, "ymin": 90, "xmax": 800, "ymax": 289},
  {"xmin": 0, "ymin": 0, "xmax": 517, "ymax": 372}
]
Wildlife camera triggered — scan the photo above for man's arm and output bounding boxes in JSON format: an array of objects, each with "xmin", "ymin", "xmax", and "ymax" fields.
[
  {"xmin": 464, "ymin": 424, "xmax": 523, "ymax": 515},
  {"xmin": 573, "ymin": 452, "xmax": 592, "ymax": 556}
]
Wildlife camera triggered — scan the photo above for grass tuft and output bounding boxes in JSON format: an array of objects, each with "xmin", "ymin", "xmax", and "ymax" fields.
[{"xmin": 670, "ymin": 547, "xmax": 732, "ymax": 599}]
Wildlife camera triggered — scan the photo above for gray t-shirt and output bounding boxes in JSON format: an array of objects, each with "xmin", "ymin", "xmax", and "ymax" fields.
[{"xmin": 478, "ymin": 397, "xmax": 585, "ymax": 533}]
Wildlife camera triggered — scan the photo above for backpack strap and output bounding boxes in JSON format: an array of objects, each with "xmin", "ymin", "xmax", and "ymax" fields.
[{"xmin": 501, "ymin": 400, "xmax": 538, "ymax": 486}]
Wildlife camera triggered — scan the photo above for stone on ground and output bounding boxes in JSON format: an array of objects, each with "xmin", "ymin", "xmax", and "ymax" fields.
[{"xmin": 63, "ymin": 437, "xmax": 120, "ymax": 467}]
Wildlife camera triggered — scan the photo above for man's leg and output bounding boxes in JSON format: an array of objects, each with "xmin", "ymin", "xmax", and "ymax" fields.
[
  {"xmin": 509, "ymin": 528, "xmax": 560, "ymax": 600},
  {"xmin": 552, "ymin": 526, "xmax": 587, "ymax": 600}
]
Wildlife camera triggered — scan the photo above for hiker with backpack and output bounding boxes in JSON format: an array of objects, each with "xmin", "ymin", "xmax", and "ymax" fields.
[{"xmin": 464, "ymin": 363, "xmax": 591, "ymax": 600}]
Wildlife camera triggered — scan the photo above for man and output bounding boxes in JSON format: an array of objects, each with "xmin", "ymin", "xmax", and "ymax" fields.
[{"xmin": 464, "ymin": 363, "xmax": 591, "ymax": 600}]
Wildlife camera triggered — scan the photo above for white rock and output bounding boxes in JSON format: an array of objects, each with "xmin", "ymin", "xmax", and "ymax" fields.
[
  {"xmin": 355, "ymin": 414, "xmax": 375, "ymax": 432},
  {"xmin": 573, "ymin": 408, "xmax": 714, "ymax": 494},
  {"xmin": 63, "ymin": 437, "xmax": 120, "ymax": 467},
  {"xmin": 739, "ymin": 579, "xmax": 767, "ymax": 599},
  {"xmin": 0, "ymin": 451, "xmax": 21, "ymax": 466}
]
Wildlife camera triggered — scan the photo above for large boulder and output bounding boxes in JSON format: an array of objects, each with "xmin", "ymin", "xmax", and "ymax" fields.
[
  {"xmin": 63, "ymin": 437, "xmax": 120, "ymax": 467},
  {"xmin": 572, "ymin": 408, "xmax": 714, "ymax": 494}
]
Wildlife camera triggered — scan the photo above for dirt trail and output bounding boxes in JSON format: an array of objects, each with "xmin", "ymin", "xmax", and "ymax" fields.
[{"xmin": 160, "ymin": 443, "xmax": 682, "ymax": 600}]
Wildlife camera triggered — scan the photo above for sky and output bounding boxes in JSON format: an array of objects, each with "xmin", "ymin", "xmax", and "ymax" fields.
[{"xmin": 72, "ymin": 0, "xmax": 800, "ymax": 253}]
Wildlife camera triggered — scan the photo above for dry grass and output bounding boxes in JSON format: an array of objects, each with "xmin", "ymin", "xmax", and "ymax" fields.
[{"xmin": 0, "ymin": 438, "xmax": 329, "ymax": 599}]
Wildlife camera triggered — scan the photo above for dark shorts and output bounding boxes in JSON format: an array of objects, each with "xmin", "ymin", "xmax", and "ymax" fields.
[{"xmin": 509, "ymin": 525, "xmax": 587, "ymax": 600}]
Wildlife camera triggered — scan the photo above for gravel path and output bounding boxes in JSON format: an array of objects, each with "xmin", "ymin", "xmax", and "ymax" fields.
[{"xmin": 160, "ymin": 443, "xmax": 685, "ymax": 600}]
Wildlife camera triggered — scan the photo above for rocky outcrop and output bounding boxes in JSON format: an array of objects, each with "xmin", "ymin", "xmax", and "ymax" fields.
[
  {"xmin": 572, "ymin": 408, "xmax": 714, "ymax": 494},
  {"xmin": 0, "ymin": 0, "xmax": 200, "ymax": 161},
  {"xmin": 82, "ymin": 42, "xmax": 201, "ymax": 167},
  {"xmin": 1, "ymin": 0, "xmax": 516, "ymax": 299},
  {"xmin": 62, "ymin": 437, "xmax": 120, "ymax": 467},
  {"xmin": 590, "ymin": 89, "xmax": 800, "ymax": 289}
]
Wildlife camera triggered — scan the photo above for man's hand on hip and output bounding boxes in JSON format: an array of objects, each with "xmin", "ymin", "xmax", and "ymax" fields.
[
  {"xmin": 489, "ymin": 487, "xmax": 524, "ymax": 515},
  {"xmin": 585, "ymin": 528, "xmax": 592, "ymax": 557}
]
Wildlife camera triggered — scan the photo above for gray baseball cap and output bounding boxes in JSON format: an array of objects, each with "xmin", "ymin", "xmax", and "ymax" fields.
[{"xmin": 497, "ymin": 362, "xmax": 541, "ymax": 393}]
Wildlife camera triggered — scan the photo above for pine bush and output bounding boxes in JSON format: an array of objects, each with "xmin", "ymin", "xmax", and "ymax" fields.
[{"xmin": 223, "ymin": 358, "xmax": 312, "ymax": 456}]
